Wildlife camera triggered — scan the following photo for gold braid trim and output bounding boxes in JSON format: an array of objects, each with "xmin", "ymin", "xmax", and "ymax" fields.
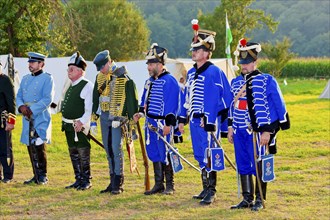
[
  {"xmin": 97, "ymin": 73, "xmax": 111, "ymax": 96},
  {"xmin": 109, "ymin": 77, "xmax": 127, "ymax": 116}
]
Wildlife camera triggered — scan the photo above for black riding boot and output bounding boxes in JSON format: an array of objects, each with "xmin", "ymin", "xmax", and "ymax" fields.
[
  {"xmin": 162, "ymin": 162, "xmax": 174, "ymax": 195},
  {"xmin": 35, "ymin": 144, "xmax": 48, "ymax": 184},
  {"xmin": 100, "ymin": 174, "xmax": 115, "ymax": 193},
  {"xmin": 193, "ymin": 168, "xmax": 208, "ymax": 199},
  {"xmin": 144, "ymin": 162, "xmax": 164, "ymax": 195},
  {"xmin": 111, "ymin": 175, "xmax": 124, "ymax": 194},
  {"xmin": 200, "ymin": 171, "xmax": 217, "ymax": 205},
  {"xmin": 66, "ymin": 147, "xmax": 81, "ymax": 189},
  {"xmin": 77, "ymin": 147, "xmax": 92, "ymax": 190},
  {"xmin": 231, "ymin": 175, "xmax": 254, "ymax": 209},
  {"xmin": 24, "ymin": 145, "xmax": 38, "ymax": 184},
  {"xmin": 251, "ymin": 177, "xmax": 267, "ymax": 211}
]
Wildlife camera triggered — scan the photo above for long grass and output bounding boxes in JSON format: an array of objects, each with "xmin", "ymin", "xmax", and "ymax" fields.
[{"xmin": 0, "ymin": 78, "xmax": 329, "ymax": 219}]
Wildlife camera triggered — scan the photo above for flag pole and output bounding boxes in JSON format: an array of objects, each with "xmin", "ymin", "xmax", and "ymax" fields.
[{"xmin": 225, "ymin": 12, "xmax": 233, "ymax": 79}]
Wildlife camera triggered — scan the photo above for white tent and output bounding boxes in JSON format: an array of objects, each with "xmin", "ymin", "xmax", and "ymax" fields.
[
  {"xmin": 319, "ymin": 80, "xmax": 330, "ymax": 99},
  {"xmin": 0, "ymin": 55, "xmax": 236, "ymax": 104},
  {"xmin": 166, "ymin": 58, "xmax": 236, "ymax": 83}
]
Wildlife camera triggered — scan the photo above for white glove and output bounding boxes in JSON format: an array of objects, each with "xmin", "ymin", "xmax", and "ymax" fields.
[
  {"xmin": 112, "ymin": 121, "xmax": 121, "ymax": 128},
  {"xmin": 90, "ymin": 122, "xmax": 97, "ymax": 136}
]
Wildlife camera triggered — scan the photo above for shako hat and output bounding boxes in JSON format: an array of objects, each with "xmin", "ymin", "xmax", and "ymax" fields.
[
  {"xmin": 233, "ymin": 38, "xmax": 261, "ymax": 70},
  {"xmin": 190, "ymin": 19, "xmax": 216, "ymax": 52},
  {"xmin": 93, "ymin": 50, "xmax": 111, "ymax": 71},
  {"xmin": 145, "ymin": 43, "xmax": 168, "ymax": 65}
]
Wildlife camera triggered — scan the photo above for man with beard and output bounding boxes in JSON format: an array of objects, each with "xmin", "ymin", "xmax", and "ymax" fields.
[{"xmin": 134, "ymin": 43, "xmax": 180, "ymax": 195}]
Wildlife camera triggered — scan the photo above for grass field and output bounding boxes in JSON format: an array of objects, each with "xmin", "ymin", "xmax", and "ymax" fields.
[{"xmin": 0, "ymin": 78, "xmax": 329, "ymax": 219}]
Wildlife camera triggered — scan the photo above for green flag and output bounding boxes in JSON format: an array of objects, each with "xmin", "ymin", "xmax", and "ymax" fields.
[{"xmin": 225, "ymin": 13, "xmax": 233, "ymax": 58}]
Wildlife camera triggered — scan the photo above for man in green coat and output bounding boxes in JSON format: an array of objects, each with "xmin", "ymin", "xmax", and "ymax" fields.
[{"xmin": 61, "ymin": 52, "xmax": 94, "ymax": 190}]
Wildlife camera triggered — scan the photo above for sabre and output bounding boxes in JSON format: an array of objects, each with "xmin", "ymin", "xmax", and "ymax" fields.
[
  {"xmin": 210, "ymin": 131, "xmax": 237, "ymax": 171},
  {"xmin": 88, "ymin": 133, "xmax": 104, "ymax": 148},
  {"xmin": 82, "ymin": 118, "xmax": 129, "ymax": 149},
  {"xmin": 28, "ymin": 119, "xmax": 39, "ymax": 184},
  {"xmin": 148, "ymin": 124, "xmax": 201, "ymax": 172}
]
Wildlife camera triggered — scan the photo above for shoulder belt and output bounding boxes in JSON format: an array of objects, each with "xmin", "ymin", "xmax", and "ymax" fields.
[{"xmin": 234, "ymin": 84, "xmax": 246, "ymax": 107}]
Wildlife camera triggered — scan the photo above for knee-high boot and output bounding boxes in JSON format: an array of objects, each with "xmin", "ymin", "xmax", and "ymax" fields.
[
  {"xmin": 200, "ymin": 171, "xmax": 217, "ymax": 205},
  {"xmin": 162, "ymin": 161, "xmax": 174, "ymax": 195},
  {"xmin": 144, "ymin": 162, "xmax": 164, "ymax": 195},
  {"xmin": 77, "ymin": 147, "xmax": 92, "ymax": 190},
  {"xmin": 66, "ymin": 147, "xmax": 81, "ymax": 189},
  {"xmin": 193, "ymin": 168, "xmax": 208, "ymax": 199},
  {"xmin": 231, "ymin": 175, "xmax": 254, "ymax": 209},
  {"xmin": 24, "ymin": 145, "xmax": 38, "ymax": 184},
  {"xmin": 35, "ymin": 143, "xmax": 48, "ymax": 184},
  {"xmin": 251, "ymin": 177, "xmax": 267, "ymax": 211}
]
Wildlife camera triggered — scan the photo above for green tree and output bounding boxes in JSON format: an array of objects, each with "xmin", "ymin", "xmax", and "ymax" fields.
[
  {"xmin": 0, "ymin": 0, "xmax": 74, "ymax": 57},
  {"xmin": 251, "ymin": 0, "xmax": 330, "ymax": 57},
  {"xmin": 69, "ymin": 0, "xmax": 149, "ymax": 61},
  {"xmin": 130, "ymin": 0, "xmax": 218, "ymax": 58},
  {"xmin": 261, "ymin": 37, "xmax": 296, "ymax": 77},
  {"xmin": 198, "ymin": 0, "xmax": 278, "ymax": 58}
]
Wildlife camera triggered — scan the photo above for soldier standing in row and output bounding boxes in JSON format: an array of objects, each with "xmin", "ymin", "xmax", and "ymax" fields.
[
  {"xmin": 134, "ymin": 43, "xmax": 180, "ymax": 195},
  {"xmin": 61, "ymin": 52, "xmax": 94, "ymax": 190},
  {"xmin": 92, "ymin": 50, "xmax": 139, "ymax": 194},
  {"xmin": 0, "ymin": 62, "xmax": 16, "ymax": 183},
  {"xmin": 16, "ymin": 52, "xmax": 54, "ymax": 185},
  {"xmin": 228, "ymin": 39, "xmax": 290, "ymax": 211},
  {"xmin": 178, "ymin": 20, "xmax": 232, "ymax": 205}
]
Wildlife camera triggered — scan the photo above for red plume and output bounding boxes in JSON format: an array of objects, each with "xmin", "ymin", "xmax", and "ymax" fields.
[
  {"xmin": 192, "ymin": 24, "xmax": 199, "ymax": 31},
  {"xmin": 240, "ymin": 38, "xmax": 247, "ymax": 47}
]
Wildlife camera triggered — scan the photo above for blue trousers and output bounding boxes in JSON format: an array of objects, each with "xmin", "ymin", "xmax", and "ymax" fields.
[
  {"xmin": 233, "ymin": 128, "xmax": 256, "ymax": 175},
  {"xmin": 189, "ymin": 117, "xmax": 221, "ymax": 169},
  {"xmin": 100, "ymin": 111, "xmax": 124, "ymax": 176},
  {"xmin": 145, "ymin": 118, "xmax": 170, "ymax": 164}
]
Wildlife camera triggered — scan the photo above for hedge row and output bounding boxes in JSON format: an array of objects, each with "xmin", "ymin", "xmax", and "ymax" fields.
[{"xmin": 258, "ymin": 58, "xmax": 330, "ymax": 78}]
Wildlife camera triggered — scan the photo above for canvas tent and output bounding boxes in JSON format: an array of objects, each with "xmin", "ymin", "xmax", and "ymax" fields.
[
  {"xmin": 166, "ymin": 58, "xmax": 236, "ymax": 83},
  {"xmin": 0, "ymin": 54, "xmax": 236, "ymax": 106},
  {"xmin": 319, "ymin": 80, "xmax": 330, "ymax": 99}
]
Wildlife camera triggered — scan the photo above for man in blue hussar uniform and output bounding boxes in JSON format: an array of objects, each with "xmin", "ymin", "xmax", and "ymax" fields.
[
  {"xmin": 228, "ymin": 39, "xmax": 290, "ymax": 211},
  {"xmin": 61, "ymin": 52, "xmax": 94, "ymax": 190},
  {"xmin": 92, "ymin": 50, "xmax": 139, "ymax": 194},
  {"xmin": 134, "ymin": 43, "xmax": 180, "ymax": 195},
  {"xmin": 178, "ymin": 20, "xmax": 232, "ymax": 205},
  {"xmin": 0, "ymin": 62, "xmax": 16, "ymax": 183},
  {"xmin": 16, "ymin": 52, "xmax": 54, "ymax": 185}
]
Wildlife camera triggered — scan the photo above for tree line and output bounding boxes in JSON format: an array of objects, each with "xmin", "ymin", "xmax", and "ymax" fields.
[{"xmin": 0, "ymin": 0, "xmax": 328, "ymax": 60}]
